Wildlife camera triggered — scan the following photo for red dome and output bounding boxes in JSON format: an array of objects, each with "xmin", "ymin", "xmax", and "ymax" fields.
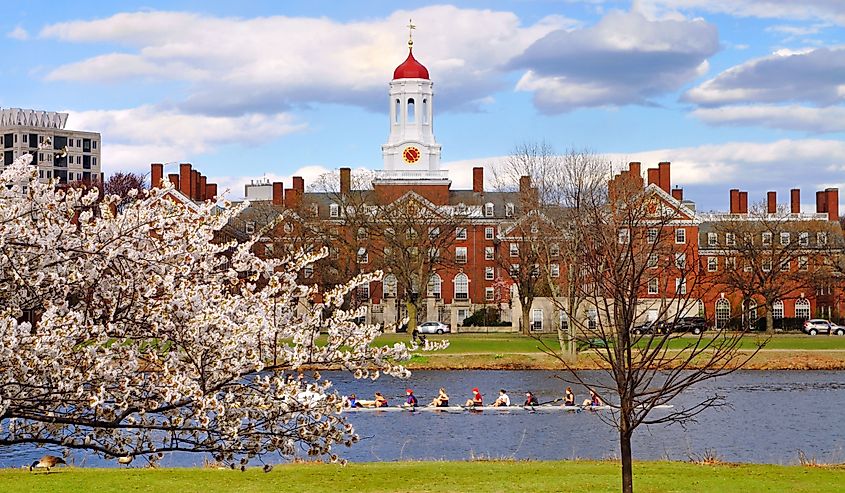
[{"xmin": 393, "ymin": 48, "xmax": 429, "ymax": 80}]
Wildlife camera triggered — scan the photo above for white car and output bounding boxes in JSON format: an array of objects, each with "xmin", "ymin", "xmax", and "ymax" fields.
[
  {"xmin": 803, "ymin": 319, "xmax": 845, "ymax": 336},
  {"xmin": 417, "ymin": 321, "xmax": 450, "ymax": 334}
]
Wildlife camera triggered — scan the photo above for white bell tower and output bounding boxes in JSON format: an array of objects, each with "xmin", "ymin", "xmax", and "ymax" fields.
[{"xmin": 378, "ymin": 21, "xmax": 446, "ymax": 183}]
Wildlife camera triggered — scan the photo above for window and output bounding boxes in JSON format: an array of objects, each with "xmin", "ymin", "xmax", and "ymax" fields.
[
  {"xmin": 245, "ymin": 221, "xmax": 255, "ymax": 235},
  {"xmin": 485, "ymin": 266, "xmax": 494, "ymax": 280},
  {"xmin": 761, "ymin": 232, "xmax": 771, "ymax": 245},
  {"xmin": 485, "ymin": 287, "xmax": 495, "ymax": 301},
  {"xmin": 485, "ymin": 227, "xmax": 494, "ymax": 240},
  {"xmin": 429, "ymin": 227, "xmax": 440, "ymax": 239},
  {"xmin": 675, "ymin": 277, "xmax": 687, "ymax": 295},
  {"xmin": 355, "ymin": 227, "xmax": 367, "ymax": 240},
  {"xmin": 799, "ymin": 232, "xmax": 809, "ymax": 246},
  {"xmin": 456, "ymin": 247, "xmax": 467, "ymax": 263},
  {"xmin": 454, "ymin": 273, "xmax": 469, "ymax": 300},
  {"xmin": 773, "ymin": 300, "xmax": 784, "ymax": 319},
  {"xmin": 92, "ymin": 141, "xmax": 97, "ymax": 149},
  {"xmin": 618, "ymin": 228, "xmax": 630, "ymax": 244},
  {"xmin": 407, "ymin": 98, "xmax": 415, "ymax": 123},
  {"xmin": 422, "ymin": 99, "xmax": 428, "ymax": 124},
  {"xmin": 799, "ymin": 256, "xmax": 809, "ymax": 271},
  {"xmin": 530, "ymin": 223, "xmax": 539, "ymax": 234},
  {"xmin": 357, "ymin": 283, "xmax": 370, "ymax": 300},
  {"xmin": 707, "ymin": 257, "xmax": 717, "ymax": 272},
  {"xmin": 780, "ymin": 232, "xmax": 790, "ymax": 245},
  {"xmin": 329, "ymin": 203, "xmax": 339, "ymax": 218},
  {"xmin": 648, "ymin": 254, "xmax": 658, "ymax": 268},
  {"xmin": 394, "ymin": 99, "xmax": 400, "ymax": 123},
  {"xmin": 505, "ymin": 203, "xmax": 514, "ymax": 217},
  {"xmin": 648, "ymin": 278, "xmax": 658, "ymax": 294},
  {"xmin": 818, "ymin": 232, "xmax": 828, "ymax": 246},
  {"xmin": 762, "ymin": 259, "xmax": 772, "ymax": 272},
  {"xmin": 549, "ymin": 243, "xmax": 560, "ymax": 258},
  {"xmin": 675, "ymin": 228, "xmax": 686, "ymax": 244},
  {"xmin": 509, "ymin": 243, "xmax": 519, "ymax": 257},
  {"xmin": 485, "ymin": 246, "xmax": 494, "ymax": 260},
  {"xmin": 304, "ymin": 264, "xmax": 313, "ymax": 278},
  {"xmin": 647, "ymin": 228, "xmax": 658, "ymax": 244},
  {"xmin": 428, "ymin": 274, "xmax": 442, "ymax": 298},
  {"xmin": 715, "ymin": 299, "xmax": 731, "ymax": 329},
  {"xmin": 357, "ymin": 248, "xmax": 368, "ymax": 264},
  {"xmin": 559, "ymin": 312, "xmax": 569, "ymax": 332},
  {"xmin": 780, "ymin": 260, "xmax": 790, "ymax": 272},
  {"xmin": 795, "ymin": 298, "xmax": 810, "ymax": 319},
  {"xmin": 707, "ymin": 232, "xmax": 717, "ymax": 246},
  {"xmin": 485, "ymin": 203, "xmax": 494, "ymax": 217},
  {"xmin": 726, "ymin": 233, "xmax": 736, "ymax": 246},
  {"xmin": 22, "ymin": 134, "xmax": 27, "ymax": 143},
  {"xmin": 76, "ymin": 139, "xmax": 81, "ymax": 147},
  {"xmin": 675, "ymin": 252, "xmax": 686, "ymax": 269},
  {"xmin": 383, "ymin": 274, "xmax": 397, "ymax": 297},
  {"xmin": 407, "ymin": 228, "xmax": 418, "ymax": 241},
  {"xmin": 550, "ymin": 263, "xmax": 560, "ymax": 278},
  {"xmin": 531, "ymin": 308, "xmax": 543, "ymax": 331},
  {"xmin": 311, "ymin": 204, "xmax": 319, "ymax": 217},
  {"xmin": 383, "ymin": 246, "xmax": 392, "ymax": 256},
  {"xmin": 510, "ymin": 264, "xmax": 520, "ymax": 275},
  {"xmin": 455, "ymin": 227, "xmax": 467, "ymax": 240}
]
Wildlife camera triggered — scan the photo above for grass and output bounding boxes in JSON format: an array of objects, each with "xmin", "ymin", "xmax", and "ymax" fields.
[{"xmin": 3, "ymin": 460, "xmax": 844, "ymax": 493}]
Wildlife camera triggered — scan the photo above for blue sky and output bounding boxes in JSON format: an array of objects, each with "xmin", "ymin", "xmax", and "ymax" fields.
[{"xmin": 3, "ymin": 0, "xmax": 845, "ymax": 211}]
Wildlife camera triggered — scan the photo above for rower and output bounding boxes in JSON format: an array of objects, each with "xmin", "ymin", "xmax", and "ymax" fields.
[
  {"xmin": 374, "ymin": 392, "xmax": 389, "ymax": 408},
  {"xmin": 523, "ymin": 391, "xmax": 539, "ymax": 407},
  {"xmin": 563, "ymin": 387, "xmax": 575, "ymax": 406},
  {"xmin": 404, "ymin": 389, "xmax": 418, "ymax": 408},
  {"xmin": 429, "ymin": 387, "xmax": 449, "ymax": 407},
  {"xmin": 346, "ymin": 393, "xmax": 363, "ymax": 408},
  {"xmin": 583, "ymin": 389, "xmax": 603, "ymax": 407},
  {"xmin": 464, "ymin": 387, "xmax": 483, "ymax": 407},
  {"xmin": 492, "ymin": 389, "xmax": 511, "ymax": 407}
]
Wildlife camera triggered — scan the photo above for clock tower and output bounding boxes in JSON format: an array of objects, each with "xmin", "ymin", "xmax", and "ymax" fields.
[{"xmin": 378, "ymin": 24, "xmax": 446, "ymax": 184}]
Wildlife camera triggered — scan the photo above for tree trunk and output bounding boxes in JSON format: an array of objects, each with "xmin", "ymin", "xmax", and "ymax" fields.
[
  {"xmin": 620, "ymin": 427, "xmax": 634, "ymax": 493},
  {"xmin": 521, "ymin": 303, "xmax": 531, "ymax": 336},
  {"xmin": 406, "ymin": 301, "xmax": 418, "ymax": 333},
  {"xmin": 765, "ymin": 301, "xmax": 774, "ymax": 335}
]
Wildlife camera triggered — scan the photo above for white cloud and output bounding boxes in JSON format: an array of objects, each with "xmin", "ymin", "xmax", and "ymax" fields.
[
  {"xmin": 69, "ymin": 106, "xmax": 305, "ymax": 175},
  {"xmin": 685, "ymin": 47, "xmax": 845, "ymax": 107},
  {"xmin": 510, "ymin": 10, "xmax": 718, "ymax": 112},
  {"xmin": 40, "ymin": 7, "xmax": 572, "ymax": 114},
  {"xmin": 7, "ymin": 26, "xmax": 29, "ymax": 40},
  {"xmin": 635, "ymin": 0, "xmax": 845, "ymax": 25},
  {"xmin": 212, "ymin": 166, "xmax": 332, "ymax": 201},
  {"xmin": 693, "ymin": 105, "xmax": 845, "ymax": 133}
]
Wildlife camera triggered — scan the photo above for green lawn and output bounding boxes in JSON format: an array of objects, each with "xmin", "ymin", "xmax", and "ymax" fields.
[
  {"xmin": 374, "ymin": 333, "xmax": 845, "ymax": 353},
  {"xmin": 2, "ymin": 461, "xmax": 843, "ymax": 493}
]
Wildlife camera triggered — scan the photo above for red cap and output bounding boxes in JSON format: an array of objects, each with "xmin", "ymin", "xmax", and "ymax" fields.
[
  {"xmin": 406, "ymin": 389, "xmax": 413, "ymax": 393},
  {"xmin": 472, "ymin": 387, "xmax": 479, "ymax": 393}
]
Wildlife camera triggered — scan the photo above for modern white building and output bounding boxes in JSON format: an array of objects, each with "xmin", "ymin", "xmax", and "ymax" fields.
[{"xmin": 0, "ymin": 107, "xmax": 102, "ymax": 184}]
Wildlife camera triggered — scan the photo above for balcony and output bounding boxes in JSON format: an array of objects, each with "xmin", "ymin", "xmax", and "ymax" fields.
[{"xmin": 373, "ymin": 169, "xmax": 450, "ymax": 181}]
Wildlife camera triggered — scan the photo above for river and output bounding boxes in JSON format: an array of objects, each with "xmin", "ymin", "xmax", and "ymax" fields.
[{"xmin": 2, "ymin": 370, "xmax": 843, "ymax": 467}]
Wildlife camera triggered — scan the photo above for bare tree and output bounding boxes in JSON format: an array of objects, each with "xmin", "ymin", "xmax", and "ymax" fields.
[
  {"xmin": 104, "ymin": 172, "xmax": 148, "ymax": 200},
  {"xmin": 710, "ymin": 203, "xmax": 839, "ymax": 333},
  {"xmin": 540, "ymin": 164, "xmax": 760, "ymax": 493}
]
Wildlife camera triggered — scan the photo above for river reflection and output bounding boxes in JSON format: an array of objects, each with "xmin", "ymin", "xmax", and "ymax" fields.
[{"xmin": 1, "ymin": 370, "xmax": 843, "ymax": 467}]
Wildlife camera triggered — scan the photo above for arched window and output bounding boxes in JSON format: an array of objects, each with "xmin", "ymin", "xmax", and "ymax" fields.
[
  {"xmin": 715, "ymin": 299, "xmax": 731, "ymax": 329},
  {"xmin": 773, "ymin": 300, "xmax": 784, "ymax": 319},
  {"xmin": 407, "ymin": 98, "xmax": 415, "ymax": 123},
  {"xmin": 428, "ymin": 274, "xmax": 442, "ymax": 299},
  {"xmin": 795, "ymin": 298, "xmax": 810, "ymax": 319},
  {"xmin": 383, "ymin": 274, "xmax": 397, "ymax": 298},
  {"xmin": 394, "ymin": 99, "xmax": 400, "ymax": 123},
  {"xmin": 422, "ymin": 98, "xmax": 428, "ymax": 124},
  {"xmin": 454, "ymin": 273, "xmax": 469, "ymax": 300}
]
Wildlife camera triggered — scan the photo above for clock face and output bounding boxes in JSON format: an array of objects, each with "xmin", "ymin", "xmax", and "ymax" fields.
[{"xmin": 403, "ymin": 146, "xmax": 421, "ymax": 164}]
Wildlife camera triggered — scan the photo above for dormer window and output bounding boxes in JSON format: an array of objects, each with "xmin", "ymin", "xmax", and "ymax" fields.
[
  {"xmin": 329, "ymin": 203, "xmax": 339, "ymax": 218},
  {"xmin": 485, "ymin": 203, "xmax": 494, "ymax": 217},
  {"xmin": 505, "ymin": 203, "xmax": 515, "ymax": 217}
]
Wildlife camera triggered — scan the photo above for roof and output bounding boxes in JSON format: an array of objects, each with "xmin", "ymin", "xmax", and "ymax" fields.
[{"xmin": 393, "ymin": 48, "xmax": 429, "ymax": 80}]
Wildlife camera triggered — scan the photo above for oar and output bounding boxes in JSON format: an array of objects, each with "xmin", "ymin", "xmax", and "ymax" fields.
[{"xmin": 522, "ymin": 397, "xmax": 561, "ymax": 412}]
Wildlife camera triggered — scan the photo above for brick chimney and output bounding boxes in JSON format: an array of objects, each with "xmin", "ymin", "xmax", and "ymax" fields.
[
  {"xmin": 340, "ymin": 167, "xmax": 351, "ymax": 195},
  {"xmin": 292, "ymin": 176, "xmax": 304, "ymax": 193},
  {"xmin": 629, "ymin": 162, "xmax": 641, "ymax": 179},
  {"xmin": 658, "ymin": 162, "xmax": 671, "ymax": 193},
  {"xmin": 826, "ymin": 188, "xmax": 839, "ymax": 221},
  {"xmin": 473, "ymin": 167, "xmax": 484, "ymax": 193},
  {"xmin": 205, "ymin": 183, "xmax": 217, "ymax": 201},
  {"xmin": 671, "ymin": 187, "xmax": 683, "ymax": 201},
  {"xmin": 151, "ymin": 163, "xmax": 163, "ymax": 188},
  {"xmin": 272, "ymin": 182, "xmax": 284, "ymax": 206},
  {"xmin": 739, "ymin": 191, "xmax": 748, "ymax": 214},
  {"xmin": 767, "ymin": 191, "xmax": 777, "ymax": 214},
  {"xmin": 191, "ymin": 170, "xmax": 201, "ymax": 200},
  {"xmin": 519, "ymin": 175, "xmax": 531, "ymax": 194},
  {"xmin": 198, "ymin": 175, "xmax": 207, "ymax": 201},
  {"xmin": 647, "ymin": 168, "xmax": 660, "ymax": 187},
  {"xmin": 816, "ymin": 191, "xmax": 828, "ymax": 214},
  {"xmin": 729, "ymin": 189, "xmax": 740, "ymax": 213},
  {"xmin": 179, "ymin": 163, "xmax": 192, "ymax": 197},
  {"xmin": 284, "ymin": 188, "xmax": 301, "ymax": 208},
  {"xmin": 791, "ymin": 189, "xmax": 800, "ymax": 213},
  {"xmin": 168, "ymin": 173, "xmax": 180, "ymax": 189}
]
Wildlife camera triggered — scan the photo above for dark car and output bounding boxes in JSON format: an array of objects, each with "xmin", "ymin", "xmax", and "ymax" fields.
[
  {"xmin": 631, "ymin": 321, "xmax": 664, "ymax": 335},
  {"xmin": 672, "ymin": 317, "xmax": 707, "ymax": 335}
]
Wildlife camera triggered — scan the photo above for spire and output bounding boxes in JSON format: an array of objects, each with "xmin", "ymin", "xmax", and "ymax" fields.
[
  {"xmin": 407, "ymin": 18, "xmax": 416, "ymax": 49},
  {"xmin": 393, "ymin": 19, "xmax": 429, "ymax": 80}
]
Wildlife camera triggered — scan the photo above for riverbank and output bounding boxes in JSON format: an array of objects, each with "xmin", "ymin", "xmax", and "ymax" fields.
[
  {"xmin": 390, "ymin": 334, "xmax": 845, "ymax": 370},
  {"xmin": 3, "ymin": 460, "xmax": 843, "ymax": 492}
]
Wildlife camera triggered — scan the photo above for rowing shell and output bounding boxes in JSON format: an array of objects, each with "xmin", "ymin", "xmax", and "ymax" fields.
[{"xmin": 342, "ymin": 404, "xmax": 674, "ymax": 413}]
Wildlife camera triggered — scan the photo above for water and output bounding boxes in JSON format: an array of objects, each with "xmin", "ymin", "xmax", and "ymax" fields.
[{"xmin": 2, "ymin": 370, "xmax": 844, "ymax": 467}]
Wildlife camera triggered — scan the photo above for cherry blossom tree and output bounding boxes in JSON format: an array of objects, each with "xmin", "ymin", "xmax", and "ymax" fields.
[{"xmin": 0, "ymin": 155, "xmax": 439, "ymax": 466}]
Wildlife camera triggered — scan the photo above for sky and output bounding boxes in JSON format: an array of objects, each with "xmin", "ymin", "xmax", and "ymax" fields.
[{"xmin": 2, "ymin": 0, "xmax": 845, "ymax": 211}]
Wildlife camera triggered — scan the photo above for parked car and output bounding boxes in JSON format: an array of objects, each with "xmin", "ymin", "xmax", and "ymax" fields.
[
  {"xmin": 672, "ymin": 317, "xmax": 707, "ymax": 335},
  {"xmin": 631, "ymin": 321, "xmax": 664, "ymax": 335},
  {"xmin": 417, "ymin": 321, "xmax": 450, "ymax": 334},
  {"xmin": 803, "ymin": 319, "xmax": 845, "ymax": 336}
]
